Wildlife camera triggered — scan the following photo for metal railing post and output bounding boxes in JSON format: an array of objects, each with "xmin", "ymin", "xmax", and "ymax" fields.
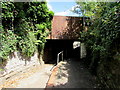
[
  {"xmin": 57, "ymin": 51, "xmax": 63, "ymax": 65},
  {"xmin": 62, "ymin": 52, "xmax": 63, "ymax": 61},
  {"xmin": 57, "ymin": 54, "xmax": 59, "ymax": 64}
]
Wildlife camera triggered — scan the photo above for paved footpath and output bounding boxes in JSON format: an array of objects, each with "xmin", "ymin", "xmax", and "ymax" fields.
[
  {"xmin": 1, "ymin": 58, "xmax": 98, "ymax": 89},
  {"xmin": 16, "ymin": 64, "xmax": 54, "ymax": 88},
  {"xmin": 0, "ymin": 64, "xmax": 54, "ymax": 89},
  {"xmin": 46, "ymin": 58, "xmax": 98, "ymax": 88}
]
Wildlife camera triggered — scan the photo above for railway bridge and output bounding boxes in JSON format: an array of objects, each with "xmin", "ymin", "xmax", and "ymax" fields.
[{"xmin": 43, "ymin": 16, "xmax": 88, "ymax": 64}]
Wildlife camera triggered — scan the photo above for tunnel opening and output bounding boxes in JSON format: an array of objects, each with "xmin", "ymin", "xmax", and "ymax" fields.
[{"xmin": 43, "ymin": 39, "xmax": 81, "ymax": 64}]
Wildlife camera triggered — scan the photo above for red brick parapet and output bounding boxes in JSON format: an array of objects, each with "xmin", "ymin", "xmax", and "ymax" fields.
[{"xmin": 49, "ymin": 16, "xmax": 83, "ymax": 39}]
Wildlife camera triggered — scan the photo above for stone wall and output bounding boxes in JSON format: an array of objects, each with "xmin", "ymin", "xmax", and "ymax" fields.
[{"xmin": 0, "ymin": 51, "xmax": 43, "ymax": 77}]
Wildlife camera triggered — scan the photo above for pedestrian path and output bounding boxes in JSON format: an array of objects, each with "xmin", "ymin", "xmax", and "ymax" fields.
[
  {"xmin": 16, "ymin": 64, "xmax": 54, "ymax": 88},
  {"xmin": 1, "ymin": 58, "xmax": 98, "ymax": 89},
  {"xmin": 46, "ymin": 58, "xmax": 98, "ymax": 88}
]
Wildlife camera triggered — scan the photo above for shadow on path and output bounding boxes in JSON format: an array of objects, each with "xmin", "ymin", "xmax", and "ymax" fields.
[{"xmin": 46, "ymin": 58, "xmax": 98, "ymax": 88}]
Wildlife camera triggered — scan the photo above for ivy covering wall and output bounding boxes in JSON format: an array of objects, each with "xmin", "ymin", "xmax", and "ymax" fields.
[{"xmin": 0, "ymin": 2, "xmax": 54, "ymax": 62}]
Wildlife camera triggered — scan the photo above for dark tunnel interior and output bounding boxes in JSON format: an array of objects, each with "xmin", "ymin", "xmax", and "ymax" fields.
[{"xmin": 43, "ymin": 39, "xmax": 80, "ymax": 64}]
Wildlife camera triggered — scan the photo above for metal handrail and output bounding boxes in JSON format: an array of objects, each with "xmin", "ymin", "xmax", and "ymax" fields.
[{"xmin": 57, "ymin": 51, "xmax": 63, "ymax": 64}]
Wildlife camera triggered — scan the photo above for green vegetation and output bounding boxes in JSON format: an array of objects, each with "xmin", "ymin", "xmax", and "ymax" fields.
[
  {"xmin": 75, "ymin": 1, "xmax": 120, "ymax": 88},
  {"xmin": 0, "ymin": 2, "xmax": 54, "ymax": 62}
]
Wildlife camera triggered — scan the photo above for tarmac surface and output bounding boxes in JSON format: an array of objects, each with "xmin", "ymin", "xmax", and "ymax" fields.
[
  {"xmin": 46, "ymin": 58, "xmax": 98, "ymax": 88},
  {"xmin": 1, "ymin": 58, "xmax": 98, "ymax": 89},
  {"xmin": 16, "ymin": 64, "xmax": 54, "ymax": 88}
]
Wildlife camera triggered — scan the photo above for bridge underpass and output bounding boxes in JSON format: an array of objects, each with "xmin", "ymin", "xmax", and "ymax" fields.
[
  {"xmin": 43, "ymin": 39, "xmax": 80, "ymax": 64},
  {"xmin": 43, "ymin": 16, "xmax": 87, "ymax": 64}
]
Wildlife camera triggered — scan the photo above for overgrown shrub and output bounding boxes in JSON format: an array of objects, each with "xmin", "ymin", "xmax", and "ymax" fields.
[
  {"xmin": 75, "ymin": 1, "xmax": 120, "ymax": 88},
  {"xmin": 0, "ymin": 2, "xmax": 54, "ymax": 62}
]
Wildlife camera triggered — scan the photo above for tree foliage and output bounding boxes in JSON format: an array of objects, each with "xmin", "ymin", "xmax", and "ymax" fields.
[
  {"xmin": 0, "ymin": 1, "xmax": 54, "ymax": 61},
  {"xmin": 75, "ymin": 1, "xmax": 120, "ymax": 88}
]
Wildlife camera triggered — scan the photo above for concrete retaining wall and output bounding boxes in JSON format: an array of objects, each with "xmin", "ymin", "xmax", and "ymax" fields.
[{"xmin": 0, "ymin": 51, "xmax": 43, "ymax": 77}]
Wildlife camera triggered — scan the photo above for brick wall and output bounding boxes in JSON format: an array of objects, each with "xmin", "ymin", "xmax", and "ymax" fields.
[{"xmin": 51, "ymin": 16, "xmax": 83, "ymax": 39}]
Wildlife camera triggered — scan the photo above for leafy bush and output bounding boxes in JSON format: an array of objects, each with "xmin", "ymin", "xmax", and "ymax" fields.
[
  {"xmin": 0, "ymin": 2, "xmax": 54, "ymax": 62},
  {"xmin": 18, "ymin": 32, "xmax": 37, "ymax": 57},
  {"xmin": 0, "ymin": 27, "xmax": 17, "ymax": 60},
  {"xmin": 75, "ymin": 1, "xmax": 120, "ymax": 88}
]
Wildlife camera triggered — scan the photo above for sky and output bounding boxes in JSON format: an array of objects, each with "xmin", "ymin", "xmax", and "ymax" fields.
[
  {"xmin": 47, "ymin": 0, "xmax": 82, "ymax": 17},
  {"xmin": 46, "ymin": 0, "xmax": 116, "ymax": 16}
]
